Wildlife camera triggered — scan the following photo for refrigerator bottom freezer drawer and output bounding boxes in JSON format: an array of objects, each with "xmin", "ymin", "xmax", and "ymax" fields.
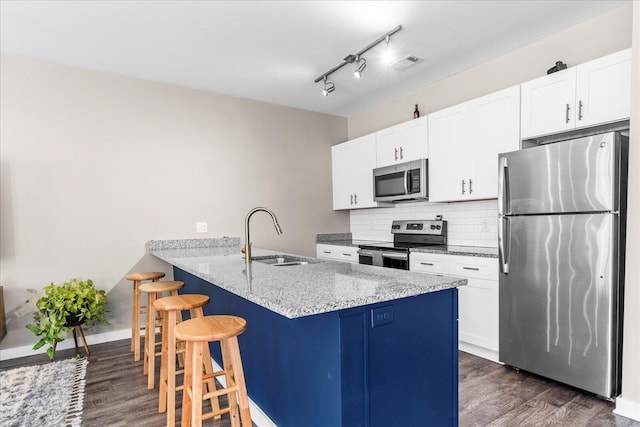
[{"xmin": 499, "ymin": 213, "xmax": 621, "ymax": 398}]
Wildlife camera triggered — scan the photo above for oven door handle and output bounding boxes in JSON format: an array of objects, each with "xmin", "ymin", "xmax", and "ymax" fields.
[
  {"xmin": 381, "ymin": 252, "xmax": 408, "ymax": 260},
  {"xmin": 357, "ymin": 249, "xmax": 378, "ymax": 257},
  {"xmin": 404, "ymin": 170, "xmax": 409, "ymax": 195}
]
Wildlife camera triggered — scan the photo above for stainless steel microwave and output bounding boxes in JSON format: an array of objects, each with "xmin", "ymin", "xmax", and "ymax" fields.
[{"xmin": 373, "ymin": 159, "xmax": 428, "ymax": 202}]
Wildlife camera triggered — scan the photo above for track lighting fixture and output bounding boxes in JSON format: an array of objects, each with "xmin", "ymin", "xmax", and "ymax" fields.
[
  {"xmin": 354, "ymin": 56, "xmax": 366, "ymax": 79},
  {"xmin": 314, "ymin": 25, "xmax": 402, "ymax": 96},
  {"xmin": 322, "ymin": 76, "xmax": 335, "ymax": 97}
]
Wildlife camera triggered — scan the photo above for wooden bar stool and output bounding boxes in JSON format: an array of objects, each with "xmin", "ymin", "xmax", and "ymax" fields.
[
  {"xmin": 139, "ymin": 280, "xmax": 184, "ymax": 389},
  {"xmin": 174, "ymin": 315, "xmax": 251, "ymax": 427},
  {"xmin": 126, "ymin": 271, "xmax": 165, "ymax": 361},
  {"xmin": 154, "ymin": 294, "xmax": 220, "ymax": 427}
]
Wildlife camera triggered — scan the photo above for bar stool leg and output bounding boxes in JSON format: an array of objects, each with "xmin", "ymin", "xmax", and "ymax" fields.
[
  {"xmin": 132, "ymin": 279, "xmax": 140, "ymax": 357},
  {"xmin": 181, "ymin": 341, "xmax": 194, "ymax": 427},
  {"xmin": 227, "ymin": 336, "xmax": 251, "ymax": 427}
]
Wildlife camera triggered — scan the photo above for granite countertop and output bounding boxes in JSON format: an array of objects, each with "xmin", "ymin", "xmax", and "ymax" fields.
[
  {"xmin": 316, "ymin": 233, "xmax": 499, "ymax": 258},
  {"xmin": 149, "ymin": 238, "xmax": 467, "ymax": 319}
]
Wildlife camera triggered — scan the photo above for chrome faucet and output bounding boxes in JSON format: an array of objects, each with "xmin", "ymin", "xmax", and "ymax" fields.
[{"xmin": 243, "ymin": 207, "xmax": 283, "ymax": 263}]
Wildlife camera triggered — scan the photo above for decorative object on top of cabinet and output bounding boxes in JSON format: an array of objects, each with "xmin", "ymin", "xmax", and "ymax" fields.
[
  {"xmin": 332, "ymin": 134, "xmax": 389, "ymax": 210},
  {"xmin": 428, "ymin": 85, "xmax": 520, "ymax": 202},
  {"xmin": 521, "ymin": 48, "xmax": 631, "ymax": 139},
  {"xmin": 414, "ymin": 104, "xmax": 420, "ymax": 119},
  {"xmin": 375, "ymin": 115, "xmax": 428, "ymax": 168},
  {"xmin": 547, "ymin": 61, "xmax": 567, "ymax": 74}
]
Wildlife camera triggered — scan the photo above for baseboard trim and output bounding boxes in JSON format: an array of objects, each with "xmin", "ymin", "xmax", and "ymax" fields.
[
  {"xmin": 0, "ymin": 328, "xmax": 131, "ymax": 361},
  {"xmin": 459, "ymin": 341, "xmax": 501, "ymax": 364},
  {"xmin": 614, "ymin": 396, "xmax": 640, "ymax": 422}
]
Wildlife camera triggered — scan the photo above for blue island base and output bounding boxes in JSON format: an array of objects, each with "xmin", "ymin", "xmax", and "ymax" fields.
[{"xmin": 175, "ymin": 268, "xmax": 459, "ymax": 427}]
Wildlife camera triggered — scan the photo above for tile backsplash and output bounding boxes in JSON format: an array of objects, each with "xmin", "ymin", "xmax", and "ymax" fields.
[{"xmin": 350, "ymin": 200, "xmax": 498, "ymax": 247}]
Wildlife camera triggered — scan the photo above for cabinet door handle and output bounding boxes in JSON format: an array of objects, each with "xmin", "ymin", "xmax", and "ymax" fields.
[
  {"xmin": 463, "ymin": 266, "xmax": 480, "ymax": 271},
  {"xmin": 565, "ymin": 103, "xmax": 571, "ymax": 123},
  {"xmin": 350, "ymin": 194, "xmax": 354, "ymax": 205},
  {"xmin": 578, "ymin": 100, "xmax": 583, "ymax": 121},
  {"xmin": 394, "ymin": 148, "xmax": 398, "ymax": 161},
  {"xmin": 323, "ymin": 251, "xmax": 332, "ymax": 254},
  {"xmin": 400, "ymin": 146, "xmax": 404, "ymax": 159},
  {"xmin": 342, "ymin": 253, "xmax": 352, "ymax": 257},
  {"xmin": 353, "ymin": 194, "xmax": 357, "ymax": 205},
  {"xmin": 461, "ymin": 179, "xmax": 466, "ymax": 195},
  {"xmin": 420, "ymin": 262, "xmax": 434, "ymax": 266},
  {"xmin": 469, "ymin": 178, "xmax": 473, "ymax": 194}
]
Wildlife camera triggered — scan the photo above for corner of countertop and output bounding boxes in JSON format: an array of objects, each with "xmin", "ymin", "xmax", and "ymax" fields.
[
  {"xmin": 147, "ymin": 237, "xmax": 241, "ymax": 251},
  {"xmin": 316, "ymin": 232, "xmax": 353, "ymax": 243}
]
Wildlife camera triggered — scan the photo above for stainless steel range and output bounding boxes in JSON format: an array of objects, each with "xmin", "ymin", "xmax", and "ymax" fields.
[{"xmin": 358, "ymin": 220, "xmax": 447, "ymax": 270}]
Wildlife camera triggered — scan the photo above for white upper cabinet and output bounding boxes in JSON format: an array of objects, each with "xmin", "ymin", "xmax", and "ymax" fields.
[
  {"xmin": 375, "ymin": 116, "xmax": 428, "ymax": 167},
  {"xmin": 428, "ymin": 103, "xmax": 469, "ymax": 202},
  {"xmin": 429, "ymin": 86, "xmax": 520, "ymax": 202},
  {"xmin": 575, "ymin": 49, "xmax": 632, "ymax": 128},
  {"xmin": 469, "ymin": 86, "xmax": 521, "ymax": 199},
  {"xmin": 332, "ymin": 134, "xmax": 380, "ymax": 210},
  {"xmin": 521, "ymin": 48, "xmax": 631, "ymax": 139}
]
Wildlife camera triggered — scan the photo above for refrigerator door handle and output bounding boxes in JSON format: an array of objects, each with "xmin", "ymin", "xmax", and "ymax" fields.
[
  {"xmin": 498, "ymin": 157, "xmax": 509, "ymax": 215},
  {"xmin": 498, "ymin": 216, "xmax": 509, "ymax": 274}
]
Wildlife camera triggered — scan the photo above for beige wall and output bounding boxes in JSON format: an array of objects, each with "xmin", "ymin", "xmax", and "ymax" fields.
[
  {"xmin": 0, "ymin": 54, "xmax": 349, "ymax": 351},
  {"xmin": 348, "ymin": 3, "xmax": 633, "ymax": 138},
  {"xmin": 347, "ymin": 2, "xmax": 639, "ymax": 419}
]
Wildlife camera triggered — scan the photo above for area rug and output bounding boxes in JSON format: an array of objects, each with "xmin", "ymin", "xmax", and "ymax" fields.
[{"xmin": 0, "ymin": 357, "xmax": 88, "ymax": 427}]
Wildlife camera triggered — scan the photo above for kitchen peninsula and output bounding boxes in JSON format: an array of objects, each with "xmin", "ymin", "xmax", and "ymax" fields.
[{"xmin": 149, "ymin": 238, "xmax": 467, "ymax": 427}]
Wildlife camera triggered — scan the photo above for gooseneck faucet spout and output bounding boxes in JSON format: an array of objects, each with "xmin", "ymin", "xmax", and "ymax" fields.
[{"xmin": 243, "ymin": 207, "xmax": 283, "ymax": 263}]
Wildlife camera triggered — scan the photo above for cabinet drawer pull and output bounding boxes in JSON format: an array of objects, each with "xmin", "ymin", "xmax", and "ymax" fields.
[
  {"xmin": 565, "ymin": 103, "xmax": 571, "ymax": 123},
  {"xmin": 342, "ymin": 253, "xmax": 352, "ymax": 257},
  {"xmin": 461, "ymin": 179, "xmax": 466, "ymax": 195},
  {"xmin": 394, "ymin": 148, "xmax": 398, "ymax": 161},
  {"xmin": 353, "ymin": 194, "xmax": 357, "ymax": 204},
  {"xmin": 469, "ymin": 178, "xmax": 473, "ymax": 194},
  {"xmin": 399, "ymin": 146, "xmax": 404, "ymax": 159},
  {"xmin": 578, "ymin": 100, "xmax": 583, "ymax": 121},
  {"xmin": 323, "ymin": 251, "xmax": 332, "ymax": 254},
  {"xmin": 420, "ymin": 262, "xmax": 434, "ymax": 266},
  {"xmin": 350, "ymin": 194, "xmax": 354, "ymax": 205},
  {"xmin": 462, "ymin": 266, "xmax": 480, "ymax": 271}
]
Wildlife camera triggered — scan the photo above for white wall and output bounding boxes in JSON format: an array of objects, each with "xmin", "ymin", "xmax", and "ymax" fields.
[
  {"xmin": 0, "ymin": 54, "xmax": 349, "ymax": 352},
  {"xmin": 615, "ymin": 1, "xmax": 640, "ymax": 421}
]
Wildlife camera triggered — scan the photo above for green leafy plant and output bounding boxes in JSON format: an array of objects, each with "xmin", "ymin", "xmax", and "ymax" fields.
[{"xmin": 26, "ymin": 278, "xmax": 109, "ymax": 359}]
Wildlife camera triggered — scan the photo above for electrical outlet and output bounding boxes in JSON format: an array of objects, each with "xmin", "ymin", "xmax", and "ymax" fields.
[
  {"xmin": 196, "ymin": 222, "xmax": 208, "ymax": 233},
  {"xmin": 371, "ymin": 306, "xmax": 393, "ymax": 328},
  {"xmin": 481, "ymin": 219, "xmax": 491, "ymax": 233}
]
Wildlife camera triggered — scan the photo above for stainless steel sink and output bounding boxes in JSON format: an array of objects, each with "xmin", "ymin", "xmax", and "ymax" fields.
[{"xmin": 251, "ymin": 255, "xmax": 315, "ymax": 267}]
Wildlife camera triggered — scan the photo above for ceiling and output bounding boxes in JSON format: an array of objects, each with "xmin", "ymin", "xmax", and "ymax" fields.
[{"xmin": 0, "ymin": 1, "xmax": 629, "ymax": 117}]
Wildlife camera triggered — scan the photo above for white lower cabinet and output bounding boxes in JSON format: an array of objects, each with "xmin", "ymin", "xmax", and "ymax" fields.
[
  {"xmin": 410, "ymin": 253, "xmax": 499, "ymax": 362},
  {"xmin": 316, "ymin": 244, "xmax": 359, "ymax": 263}
]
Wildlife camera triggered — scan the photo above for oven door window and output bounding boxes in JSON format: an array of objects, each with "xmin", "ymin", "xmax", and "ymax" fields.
[
  {"xmin": 381, "ymin": 252, "xmax": 409, "ymax": 270},
  {"xmin": 375, "ymin": 171, "xmax": 406, "ymax": 197}
]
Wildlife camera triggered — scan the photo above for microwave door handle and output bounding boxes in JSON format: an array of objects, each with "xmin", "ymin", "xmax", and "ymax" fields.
[
  {"xmin": 498, "ymin": 157, "xmax": 509, "ymax": 215},
  {"xmin": 404, "ymin": 170, "xmax": 410, "ymax": 194},
  {"xmin": 498, "ymin": 216, "xmax": 509, "ymax": 274}
]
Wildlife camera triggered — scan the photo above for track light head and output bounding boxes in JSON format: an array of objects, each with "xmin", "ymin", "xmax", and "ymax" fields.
[
  {"xmin": 354, "ymin": 56, "xmax": 367, "ymax": 79},
  {"xmin": 322, "ymin": 76, "xmax": 335, "ymax": 96}
]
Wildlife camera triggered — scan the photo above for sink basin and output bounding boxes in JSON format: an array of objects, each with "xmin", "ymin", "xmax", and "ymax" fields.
[{"xmin": 252, "ymin": 255, "xmax": 315, "ymax": 267}]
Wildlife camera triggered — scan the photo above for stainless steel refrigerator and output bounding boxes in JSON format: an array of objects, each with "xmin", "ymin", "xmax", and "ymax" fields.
[{"xmin": 498, "ymin": 131, "xmax": 628, "ymax": 398}]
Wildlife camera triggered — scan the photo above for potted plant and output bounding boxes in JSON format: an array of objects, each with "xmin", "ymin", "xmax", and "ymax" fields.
[{"xmin": 27, "ymin": 278, "xmax": 109, "ymax": 359}]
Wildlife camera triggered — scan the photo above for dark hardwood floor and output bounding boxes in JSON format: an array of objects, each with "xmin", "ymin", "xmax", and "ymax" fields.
[{"xmin": 2, "ymin": 339, "xmax": 639, "ymax": 426}]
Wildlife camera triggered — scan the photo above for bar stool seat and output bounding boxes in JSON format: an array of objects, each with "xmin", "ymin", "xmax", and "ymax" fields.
[
  {"xmin": 174, "ymin": 315, "xmax": 251, "ymax": 427},
  {"xmin": 140, "ymin": 280, "xmax": 184, "ymax": 389},
  {"xmin": 154, "ymin": 294, "xmax": 219, "ymax": 427},
  {"xmin": 126, "ymin": 271, "xmax": 165, "ymax": 361}
]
